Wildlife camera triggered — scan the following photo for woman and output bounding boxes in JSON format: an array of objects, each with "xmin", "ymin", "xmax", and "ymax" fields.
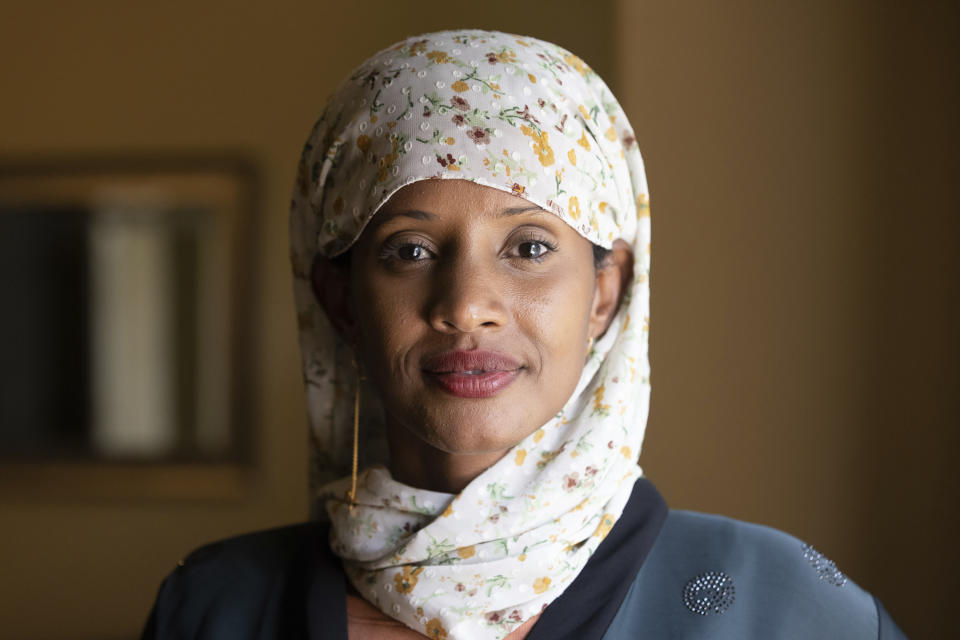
[{"xmin": 142, "ymin": 30, "xmax": 904, "ymax": 639}]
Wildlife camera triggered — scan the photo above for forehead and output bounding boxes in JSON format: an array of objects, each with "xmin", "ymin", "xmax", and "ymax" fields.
[
  {"xmin": 378, "ymin": 179, "xmax": 539, "ymax": 216},
  {"xmin": 355, "ymin": 179, "xmax": 582, "ymax": 247}
]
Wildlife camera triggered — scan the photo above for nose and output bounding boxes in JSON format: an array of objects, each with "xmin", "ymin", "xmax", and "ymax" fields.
[{"xmin": 427, "ymin": 255, "xmax": 509, "ymax": 334}]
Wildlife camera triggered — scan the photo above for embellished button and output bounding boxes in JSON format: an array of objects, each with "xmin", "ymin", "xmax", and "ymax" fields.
[
  {"xmin": 801, "ymin": 543, "xmax": 847, "ymax": 587},
  {"xmin": 683, "ymin": 571, "xmax": 736, "ymax": 615}
]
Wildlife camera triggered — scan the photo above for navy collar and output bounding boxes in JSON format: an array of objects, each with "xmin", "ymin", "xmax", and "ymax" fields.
[{"xmin": 527, "ymin": 478, "xmax": 668, "ymax": 640}]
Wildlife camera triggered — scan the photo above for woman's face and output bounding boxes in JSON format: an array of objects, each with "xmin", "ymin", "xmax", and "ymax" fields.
[{"xmin": 333, "ymin": 179, "xmax": 622, "ymax": 456}]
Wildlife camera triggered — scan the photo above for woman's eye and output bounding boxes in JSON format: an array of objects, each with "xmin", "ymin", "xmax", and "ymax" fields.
[
  {"xmin": 396, "ymin": 243, "xmax": 430, "ymax": 261},
  {"xmin": 378, "ymin": 237, "xmax": 436, "ymax": 265},
  {"xmin": 517, "ymin": 241, "xmax": 551, "ymax": 260}
]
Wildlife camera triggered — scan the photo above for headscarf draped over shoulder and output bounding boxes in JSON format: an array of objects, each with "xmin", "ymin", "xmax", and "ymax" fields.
[{"xmin": 290, "ymin": 29, "xmax": 651, "ymax": 640}]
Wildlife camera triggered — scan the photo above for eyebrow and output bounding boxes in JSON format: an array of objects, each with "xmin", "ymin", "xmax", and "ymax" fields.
[
  {"xmin": 501, "ymin": 205, "xmax": 545, "ymax": 217},
  {"xmin": 380, "ymin": 209, "xmax": 436, "ymax": 221}
]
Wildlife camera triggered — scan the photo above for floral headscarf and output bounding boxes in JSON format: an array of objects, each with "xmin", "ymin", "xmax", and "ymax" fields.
[{"xmin": 290, "ymin": 29, "xmax": 651, "ymax": 640}]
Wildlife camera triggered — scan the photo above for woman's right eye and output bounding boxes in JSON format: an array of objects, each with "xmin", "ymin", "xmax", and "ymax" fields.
[
  {"xmin": 398, "ymin": 244, "xmax": 427, "ymax": 260},
  {"xmin": 382, "ymin": 241, "xmax": 434, "ymax": 263}
]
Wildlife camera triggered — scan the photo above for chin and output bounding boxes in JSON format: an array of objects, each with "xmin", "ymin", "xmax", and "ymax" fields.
[{"xmin": 418, "ymin": 407, "xmax": 540, "ymax": 455}]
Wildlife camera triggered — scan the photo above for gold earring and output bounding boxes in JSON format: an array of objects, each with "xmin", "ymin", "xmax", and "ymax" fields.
[
  {"xmin": 348, "ymin": 355, "xmax": 364, "ymax": 510},
  {"xmin": 586, "ymin": 336, "xmax": 594, "ymax": 356}
]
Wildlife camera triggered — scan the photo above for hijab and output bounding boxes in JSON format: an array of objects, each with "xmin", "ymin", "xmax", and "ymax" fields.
[{"xmin": 290, "ymin": 29, "xmax": 651, "ymax": 640}]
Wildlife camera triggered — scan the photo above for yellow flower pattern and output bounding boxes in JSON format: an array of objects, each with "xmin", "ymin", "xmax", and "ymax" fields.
[
  {"xmin": 426, "ymin": 50, "xmax": 451, "ymax": 64},
  {"xmin": 637, "ymin": 193, "xmax": 650, "ymax": 218},
  {"xmin": 520, "ymin": 124, "xmax": 555, "ymax": 167},
  {"xmin": 533, "ymin": 577, "xmax": 552, "ymax": 594},
  {"xmin": 394, "ymin": 566, "xmax": 424, "ymax": 594},
  {"xmin": 425, "ymin": 618, "xmax": 448, "ymax": 639},
  {"xmin": 593, "ymin": 384, "xmax": 610, "ymax": 415},
  {"xmin": 563, "ymin": 53, "xmax": 591, "ymax": 77},
  {"xmin": 593, "ymin": 513, "xmax": 615, "ymax": 540}
]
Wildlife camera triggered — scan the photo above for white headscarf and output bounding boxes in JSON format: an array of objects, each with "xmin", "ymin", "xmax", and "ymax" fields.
[{"xmin": 290, "ymin": 29, "xmax": 651, "ymax": 640}]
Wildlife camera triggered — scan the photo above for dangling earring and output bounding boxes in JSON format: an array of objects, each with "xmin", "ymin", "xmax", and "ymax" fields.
[
  {"xmin": 586, "ymin": 335, "xmax": 595, "ymax": 357},
  {"xmin": 348, "ymin": 354, "xmax": 364, "ymax": 510}
]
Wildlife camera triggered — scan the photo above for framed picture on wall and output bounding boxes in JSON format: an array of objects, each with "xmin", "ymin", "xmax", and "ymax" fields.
[{"xmin": 0, "ymin": 155, "xmax": 258, "ymax": 499}]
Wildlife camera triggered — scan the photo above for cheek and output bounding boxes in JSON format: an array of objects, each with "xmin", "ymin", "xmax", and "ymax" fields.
[
  {"xmin": 516, "ymin": 268, "xmax": 595, "ymax": 377},
  {"xmin": 354, "ymin": 275, "xmax": 424, "ymax": 382}
]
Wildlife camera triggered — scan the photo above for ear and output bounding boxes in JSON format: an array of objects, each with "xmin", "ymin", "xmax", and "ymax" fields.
[
  {"xmin": 588, "ymin": 239, "xmax": 634, "ymax": 340},
  {"xmin": 310, "ymin": 253, "xmax": 358, "ymax": 343}
]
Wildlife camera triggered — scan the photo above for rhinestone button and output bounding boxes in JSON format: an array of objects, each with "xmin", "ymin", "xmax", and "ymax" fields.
[
  {"xmin": 801, "ymin": 543, "xmax": 847, "ymax": 587},
  {"xmin": 682, "ymin": 571, "xmax": 736, "ymax": 615}
]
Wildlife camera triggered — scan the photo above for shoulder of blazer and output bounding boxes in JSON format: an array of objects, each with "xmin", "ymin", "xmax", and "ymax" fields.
[
  {"xmin": 140, "ymin": 522, "xmax": 346, "ymax": 640},
  {"xmin": 603, "ymin": 510, "xmax": 905, "ymax": 639}
]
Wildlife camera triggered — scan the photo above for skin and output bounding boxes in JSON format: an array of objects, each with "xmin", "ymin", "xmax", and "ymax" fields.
[{"xmin": 313, "ymin": 179, "xmax": 632, "ymax": 494}]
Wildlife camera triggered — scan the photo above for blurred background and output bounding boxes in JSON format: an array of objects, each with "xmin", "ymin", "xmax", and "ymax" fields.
[{"xmin": 0, "ymin": 1, "xmax": 956, "ymax": 637}]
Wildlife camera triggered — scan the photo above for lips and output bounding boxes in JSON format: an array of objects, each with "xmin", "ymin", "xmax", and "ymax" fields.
[{"xmin": 423, "ymin": 350, "xmax": 522, "ymax": 398}]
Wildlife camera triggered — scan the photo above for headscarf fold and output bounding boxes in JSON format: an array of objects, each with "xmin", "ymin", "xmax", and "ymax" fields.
[{"xmin": 290, "ymin": 29, "xmax": 651, "ymax": 640}]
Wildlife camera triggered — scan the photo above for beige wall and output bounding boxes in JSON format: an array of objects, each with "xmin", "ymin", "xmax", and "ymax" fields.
[
  {"xmin": 618, "ymin": 1, "xmax": 959, "ymax": 637},
  {"xmin": 1, "ymin": 1, "xmax": 955, "ymax": 638}
]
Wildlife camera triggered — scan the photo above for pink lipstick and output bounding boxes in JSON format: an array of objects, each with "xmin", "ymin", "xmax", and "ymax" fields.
[{"xmin": 423, "ymin": 350, "xmax": 522, "ymax": 398}]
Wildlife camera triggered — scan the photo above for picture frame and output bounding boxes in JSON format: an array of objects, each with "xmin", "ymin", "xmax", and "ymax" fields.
[{"xmin": 0, "ymin": 155, "xmax": 258, "ymax": 500}]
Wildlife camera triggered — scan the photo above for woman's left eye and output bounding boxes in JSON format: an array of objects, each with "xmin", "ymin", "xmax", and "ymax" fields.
[
  {"xmin": 518, "ymin": 241, "xmax": 549, "ymax": 259},
  {"xmin": 512, "ymin": 239, "xmax": 556, "ymax": 261}
]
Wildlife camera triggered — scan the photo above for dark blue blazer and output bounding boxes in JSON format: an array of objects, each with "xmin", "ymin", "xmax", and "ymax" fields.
[{"xmin": 142, "ymin": 480, "xmax": 905, "ymax": 639}]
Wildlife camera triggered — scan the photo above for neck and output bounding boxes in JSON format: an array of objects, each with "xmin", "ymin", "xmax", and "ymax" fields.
[{"xmin": 386, "ymin": 420, "xmax": 506, "ymax": 493}]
